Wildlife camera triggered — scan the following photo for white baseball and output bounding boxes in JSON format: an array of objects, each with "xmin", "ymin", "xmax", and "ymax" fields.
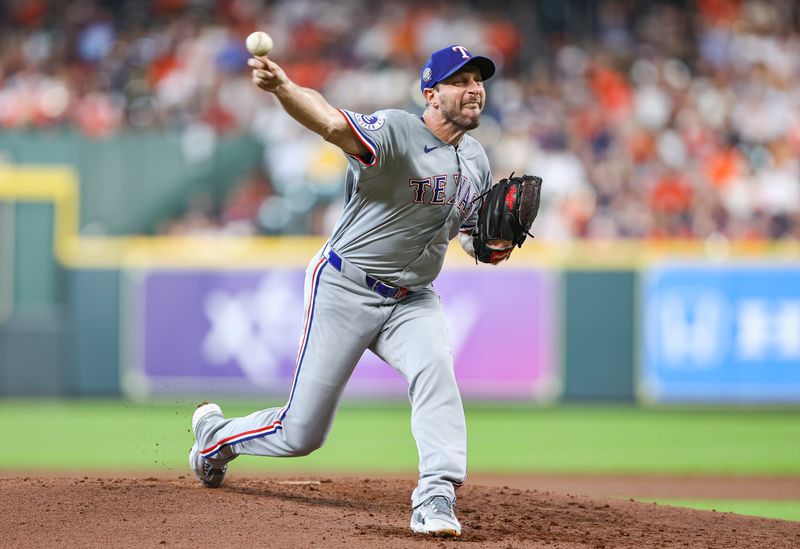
[{"xmin": 246, "ymin": 31, "xmax": 273, "ymax": 56}]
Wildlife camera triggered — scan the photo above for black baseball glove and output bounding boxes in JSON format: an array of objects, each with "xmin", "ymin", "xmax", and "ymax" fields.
[{"xmin": 473, "ymin": 173, "xmax": 543, "ymax": 264}]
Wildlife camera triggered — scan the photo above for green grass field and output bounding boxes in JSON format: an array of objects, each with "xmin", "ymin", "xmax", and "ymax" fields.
[
  {"xmin": 1, "ymin": 400, "xmax": 798, "ymax": 473},
  {"xmin": 643, "ymin": 500, "xmax": 800, "ymax": 522},
  {"xmin": 1, "ymin": 400, "xmax": 798, "ymax": 520}
]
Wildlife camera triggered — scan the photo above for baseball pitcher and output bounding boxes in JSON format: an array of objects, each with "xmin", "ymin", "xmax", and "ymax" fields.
[{"xmin": 189, "ymin": 44, "xmax": 541, "ymax": 537}]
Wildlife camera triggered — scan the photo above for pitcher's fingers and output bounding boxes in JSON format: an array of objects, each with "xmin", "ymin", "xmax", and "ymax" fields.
[
  {"xmin": 262, "ymin": 58, "xmax": 282, "ymax": 72},
  {"xmin": 252, "ymin": 73, "xmax": 274, "ymax": 87},
  {"xmin": 247, "ymin": 58, "xmax": 267, "ymax": 70}
]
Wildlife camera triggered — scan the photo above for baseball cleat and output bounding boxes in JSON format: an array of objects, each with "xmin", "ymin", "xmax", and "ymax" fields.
[
  {"xmin": 410, "ymin": 495, "xmax": 462, "ymax": 537},
  {"xmin": 189, "ymin": 402, "xmax": 227, "ymax": 488}
]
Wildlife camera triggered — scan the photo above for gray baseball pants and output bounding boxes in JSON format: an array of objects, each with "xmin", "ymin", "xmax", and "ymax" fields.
[{"xmin": 195, "ymin": 248, "xmax": 467, "ymax": 507}]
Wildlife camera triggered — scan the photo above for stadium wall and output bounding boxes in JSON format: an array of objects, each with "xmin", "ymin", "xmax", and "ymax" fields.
[
  {"xmin": 0, "ymin": 132, "xmax": 262, "ymax": 235},
  {"xmin": 1, "ymin": 165, "xmax": 799, "ymax": 403}
]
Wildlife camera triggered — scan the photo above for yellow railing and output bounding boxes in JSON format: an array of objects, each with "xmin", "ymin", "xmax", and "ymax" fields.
[{"xmin": 1, "ymin": 165, "xmax": 798, "ymax": 270}]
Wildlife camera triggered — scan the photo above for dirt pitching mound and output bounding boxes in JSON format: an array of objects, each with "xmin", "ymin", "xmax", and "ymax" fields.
[{"xmin": 1, "ymin": 476, "xmax": 798, "ymax": 548}]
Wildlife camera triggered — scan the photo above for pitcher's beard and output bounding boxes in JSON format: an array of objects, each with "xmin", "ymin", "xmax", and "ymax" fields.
[
  {"xmin": 445, "ymin": 110, "xmax": 481, "ymax": 131},
  {"xmin": 462, "ymin": 117, "xmax": 480, "ymax": 130}
]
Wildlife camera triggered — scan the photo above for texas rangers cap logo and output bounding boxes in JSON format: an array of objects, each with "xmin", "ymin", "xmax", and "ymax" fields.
[
  {"xmin": 419, "ymin": 44, "xmax": 495, "ymax": 93},
  {"xmin": 356, "ymin": 113, "xmax": 385, "ymax": 131}
]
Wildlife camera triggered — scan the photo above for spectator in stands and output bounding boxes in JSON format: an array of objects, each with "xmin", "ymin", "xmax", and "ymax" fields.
[{"xmin": 1, "ymin": 0, "xmax": 798, "ymax": 240}]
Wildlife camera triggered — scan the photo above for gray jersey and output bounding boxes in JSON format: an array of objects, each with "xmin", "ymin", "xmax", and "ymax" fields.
[{"xmin": 328, "ymin": 109, "xmax": 492, "ymax": 290}]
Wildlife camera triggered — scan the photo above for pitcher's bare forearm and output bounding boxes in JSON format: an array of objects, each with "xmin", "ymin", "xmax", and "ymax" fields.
[{"xmin": 249, "ymin": 57, "xmax": 367, "ymax": 157}]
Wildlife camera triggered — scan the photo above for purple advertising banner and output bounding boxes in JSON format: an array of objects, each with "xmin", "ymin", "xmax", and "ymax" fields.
[{"xmin": 125, "ymin": 267, "xmax": 557, "ymax": 400}]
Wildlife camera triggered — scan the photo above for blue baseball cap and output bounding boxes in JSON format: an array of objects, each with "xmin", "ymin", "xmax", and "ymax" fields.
[{"xmin": 420, "ymin": 45, "xmax": 495, "ymax": 93}]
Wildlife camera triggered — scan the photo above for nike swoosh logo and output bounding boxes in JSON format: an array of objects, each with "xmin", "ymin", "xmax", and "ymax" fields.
[{"xmin": 424, "ymin": 145, "xmax": 438, "ymax": 153}]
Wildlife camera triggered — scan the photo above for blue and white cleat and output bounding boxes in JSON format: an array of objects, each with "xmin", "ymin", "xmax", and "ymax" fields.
[
  {"xmin": 189, "ymin": 402, "xmax": 227, "ymax": 488},
  {"xmin": 410, "ymin": 495, "xmax": 462, "ymax": 537}
]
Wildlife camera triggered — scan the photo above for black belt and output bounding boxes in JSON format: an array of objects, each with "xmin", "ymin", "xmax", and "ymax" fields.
[{"xmin": 326, "ymin": 249, "xmax": 411, "ymax": 300}]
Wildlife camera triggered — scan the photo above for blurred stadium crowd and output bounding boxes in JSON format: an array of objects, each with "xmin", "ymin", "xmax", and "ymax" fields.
[{"xmin": 1, "ymin": 0, "xmax": 799, "ymax": 240}]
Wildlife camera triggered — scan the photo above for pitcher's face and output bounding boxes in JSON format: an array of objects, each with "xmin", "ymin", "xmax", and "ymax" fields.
[{"xmin": 434, "ymin": 67, "xmax": 485, "ymax": 130}]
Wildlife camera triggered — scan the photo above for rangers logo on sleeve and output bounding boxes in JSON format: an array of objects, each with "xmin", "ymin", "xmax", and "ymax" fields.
[{"xmin": 356, "ymin": 113, "xmax": 385, "ymax": 131}]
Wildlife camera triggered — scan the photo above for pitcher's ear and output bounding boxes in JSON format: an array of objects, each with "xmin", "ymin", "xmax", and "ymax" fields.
[{"xmin": 423, "ymin": 87, "xmax": 438, "ymax": 108}]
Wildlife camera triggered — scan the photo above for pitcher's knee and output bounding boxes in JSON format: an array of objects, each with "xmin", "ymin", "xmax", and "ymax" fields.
[
  {"xmin": 285, "ymin": 431, "xmax": 327, "ymax": 456},
  {"xmin": 420, "ymin": 350, "xmax": 455, "ymax": 379},
  {"xmin": 409, "ymin": 354, "xmax": 457, "ymax": 396}
]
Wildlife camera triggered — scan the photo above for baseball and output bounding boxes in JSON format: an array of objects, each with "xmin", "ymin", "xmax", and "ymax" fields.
[{"xmin": 246, "ymin": 31, "xmax": 273, "ymax": 56}]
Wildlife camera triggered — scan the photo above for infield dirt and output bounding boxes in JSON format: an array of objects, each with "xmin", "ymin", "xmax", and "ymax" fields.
[{"xmin": 2, "ymin": 475, "xmax": 798, "ymax": 548}]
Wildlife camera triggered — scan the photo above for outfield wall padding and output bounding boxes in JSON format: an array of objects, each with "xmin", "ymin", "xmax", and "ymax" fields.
[{"xmin": 562, "ymin": 271, "xmax": 636, "ymax": 402}]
